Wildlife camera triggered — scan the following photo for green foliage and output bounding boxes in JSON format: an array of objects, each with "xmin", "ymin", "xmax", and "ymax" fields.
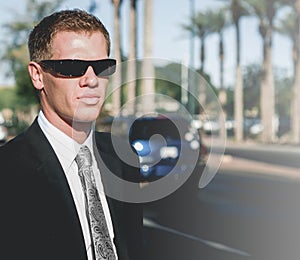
[
  {"xmin": 15, "ymin": 65, "xmax": 39, "ymax": 107},
  {"xmin": 229, "ymin": 0, "xmax": 251, "ymax": 24},
  {"xmin": 243, "ymin": 64, "xmax": 262, "ymax": 112},
  {"xmin": 155, "ymin": 79, "xmax": 181, "ymax": 100},
  {"xmin": 205, "ymin": 7, "xmax": 230, "ymax": 34},
  {"xmin": 243, "ymin": 63, "xmax": 293, "ymax": 118},
  {"xmin": 2, "ymin": 0, "xmax": 64, "ymax": 109},
  {"xmin": 274, "ymin": 71, "xmax": 293, "ymax": 117},
  {"xmin": 0, "ymin": 88, "xmax": 18, "ymax": 110},
  {"xmin": 225, "ymin": 88, "xmax": 235, "ymax": 118},
  {"xmin": 155, "ymin": 63, "xmax": 182, "ymax": 101},
  {"xmin": 275, "ymin": 8, "xmax": 298, "ymax": 42}
]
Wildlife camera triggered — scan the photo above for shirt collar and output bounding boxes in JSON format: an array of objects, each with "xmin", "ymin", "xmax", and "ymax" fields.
[{"xmin": 37, "ymin": 110, "xmax": 95, "ymax": 172}]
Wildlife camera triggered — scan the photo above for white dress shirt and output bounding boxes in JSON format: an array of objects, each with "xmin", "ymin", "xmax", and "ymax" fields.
[{"xmin": 37, "ymin": 111, "xmax": 118, "ymax": 260}]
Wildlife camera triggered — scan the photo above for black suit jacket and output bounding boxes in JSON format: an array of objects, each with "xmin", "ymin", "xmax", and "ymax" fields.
[{"xmin": 0, "ymin": 119, "xmax": 142, "ymax": 260}]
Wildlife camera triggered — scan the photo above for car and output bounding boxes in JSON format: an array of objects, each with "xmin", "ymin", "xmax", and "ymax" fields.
[
  {"xmin": 0, "ymin": 124, "xmax": 8, "ymax": 144},
  {"xmin": 0, "ymin": 112, "xmax": 7, "ymax": 144},
  {"xmin": 128, "ymin": 115, "xmax": 208, "ymax": 191},
  {"xmin": 202, "ymin": 118, "xmax": 220, "ymax": 135}
]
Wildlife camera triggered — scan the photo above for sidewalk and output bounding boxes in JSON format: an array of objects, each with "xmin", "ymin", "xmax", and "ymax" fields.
[
  {"xmin": 220, "ymin": 154, "xmax": 300, "ymax": 181},
  {"xmin": 225, "ymin": 139, "xmax": 300, "ymax": 153}
]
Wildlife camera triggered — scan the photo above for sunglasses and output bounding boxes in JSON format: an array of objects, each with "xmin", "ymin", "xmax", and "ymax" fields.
[{"xmin": 39, "ymin": 59, "xmax": 116, "ymax": 77}]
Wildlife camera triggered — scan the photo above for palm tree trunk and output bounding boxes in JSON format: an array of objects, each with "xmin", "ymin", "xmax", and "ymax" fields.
[
  {"xmin": 218, "ymin": 33, "xmax": 227, "ymax": 141},
  {"xmin": 142, "ymin": 0, "xmax": 155, "ymax": 113},
  {"xmin": 200, "ymin": 37, "xmax": 205, "ymax": 73},
  {"xmin": 111, "ymin": 0, "xmax": 122, "ymax": 116},
  {"xmin": 234, "ymin": 19, "xmax": 244, "ymax": 142},
  {"xmin": 198, "ymin": 37, "xmax": 206, "ymax": 113},
  {"xmin": 126, "ymin": 0, "xmax": 137, "ymax": 115},
  {"xmin": 291, "ymin": 0, "xmax": 300, "ymax": 143},
  {"xmin": 261, "ymin": 30, "xmax": 276, "ymax": 142}
]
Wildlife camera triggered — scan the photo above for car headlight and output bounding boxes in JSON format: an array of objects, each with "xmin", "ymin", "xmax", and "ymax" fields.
[
  {"xmin": 160, "ymin": 146, "xmax": 178, "ymax": 159},
  {"xmin": 184, "ymin": 132, "xmax": 194, "ymax": 142},
  {"xmin": 190, "ymin": 140, "xmax": 199, "ymax": 150},
  {"xmin": 133, "ymin": 141, "xmax": 144, "ymax": 152}
]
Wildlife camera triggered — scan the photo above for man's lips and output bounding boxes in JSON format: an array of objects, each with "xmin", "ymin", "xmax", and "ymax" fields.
[{"xmin": 77, "ymin": 95, "xmax": 100, "ymax": 105}]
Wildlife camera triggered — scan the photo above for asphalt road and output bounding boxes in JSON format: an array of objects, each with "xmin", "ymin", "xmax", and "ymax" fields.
[{"xmin": 143, "ymin": 144, "xmax": 300, "ymax": 260}]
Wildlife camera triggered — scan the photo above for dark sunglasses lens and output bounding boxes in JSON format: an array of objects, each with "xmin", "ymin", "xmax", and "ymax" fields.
[
  {"xmin": 40, "ymin": 60, "xmax": 85, "ymax": 77},
  {"xmin": 40, "ymin": 59, "xmax": 116, "ymax": 77},
  {"xmin": 93, "ymin": 59, "xmax": 116, "ymax": 76},
  {"xmin": 56, "ymin": 61, "xmax": 86, "ymax": 77}
]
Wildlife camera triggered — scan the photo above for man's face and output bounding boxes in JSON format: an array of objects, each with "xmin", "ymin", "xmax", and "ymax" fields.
[{"xmin": 38, "ymin": 31, "xmax": 109, "ymax": 127}]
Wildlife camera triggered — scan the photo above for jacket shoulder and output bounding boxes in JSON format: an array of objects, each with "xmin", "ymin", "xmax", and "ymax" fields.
[
  {"xmin": 0, "ymin": 132, "xmax": 27, "ymax": 162},
  {"xmin": 95, "ymin": 131, "xmax": 137, "ymax": 158},
  {"xmin": 94, "ymin": 131, "xmax": 141, "ymax": 183}
]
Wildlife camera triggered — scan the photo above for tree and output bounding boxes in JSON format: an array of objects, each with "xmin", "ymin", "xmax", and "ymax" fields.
[
  {"xmin": 126, "ymin": 0, "xmax": 138, "ymax": 115},
  {"xmin": 184, "ymin": 11, "xmax": 212, "ymax": 75},
  {"xmin": 292, "ymin": 0, "xmax": 300, "ymax": 143},
  {"xmin": 183, "ymin": 10, "xmax": 214, "ymax": 115},
  {"xmin": 276, "ymin": 9, "xmax": 298, "ymax": 73},
  {"xmin": 245, "ymin": 0, "xmax": 282, "ymax": 142},
  {"xmin": 111, "ymin": 0, "xmax": 123, "ymax": 116},
  {"xmin": 206, "ymin": 8, "xmax": 228, "ymax": 90},
  {"xmin": 2, "ymin": 0, "xmax": 64, "ymax": 107},
  {"xmin": 243, "ymin": 64, "xmax": 262, "ymax": 113},
  {"xmin": 206, "ymin": 8, "xmax": 229, "ymax": 140},
  {"xmin": 141, "ymin": 0, "xmax": 155, "ymax": 113},
  {"xmin": 228, "ymin": 0, "xmax": 250, "ymax": 142},
  {"xmin": 281, "ymin": 0, "xmax": 300, "ymax": 143},
  {"xmin": 275, "ymin": 6, "xmax": 300, "ymax": 142}
]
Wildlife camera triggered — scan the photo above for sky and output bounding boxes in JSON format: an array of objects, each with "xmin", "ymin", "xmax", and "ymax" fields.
[{"xmin": 0, "ymin": 0, "xmax": 294, "ymax": 87}]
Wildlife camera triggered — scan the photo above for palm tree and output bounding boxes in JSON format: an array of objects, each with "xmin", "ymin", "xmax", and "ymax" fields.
[
  {"xmin": 245, "ymin": 0, "xmax": 282, "ymax": 142},
  {"xmin": 126, "ymin": 0, "xmax": 138, "ymax": 115},
  {"xmin": 141, "ymin": 0, "xmax": 155, "ymax": 113},
  {"xmin": 293, "ymin": 0, "xmax": 300, "ymax": 143},
  {"xmin": 276, "ymin": 11, "xmax": 297, "ymax": 73},
  {"xmin": 207, "ymin": 8, "xmax": 229, "ymax": 90},
  {"xmin": 286, "ymin": 0, "xmax": 300, "ymax": 143},
  {"xmin": 183, "ymin": 11, "xmax": 213, "ymax": 114},
  {"xmin": 111, "ymin": 0, "xmax": 123, "ymax": 116},
  {"xmin": 206, "ymin": 8, "xmax": 229, "ymax": 140},
  {"xmin": 228, "ymin": 0, "xmax": 250, "ymax": 142},
  {"xmin": 186, "ymin": 11, "xmax": 210, "ymax": 74},
  {"xmin": 276, "ymin": 8, "xmax": 300, "ymax": 143}
]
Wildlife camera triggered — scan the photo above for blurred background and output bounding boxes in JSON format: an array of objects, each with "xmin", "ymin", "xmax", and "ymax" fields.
[
  {"xmin": 0, "ymin": 0, "xmax": 299, "ymax": 144},
  {"xmin": 2, "ymin": 1, "xmax": 300, "ymax": 259}
]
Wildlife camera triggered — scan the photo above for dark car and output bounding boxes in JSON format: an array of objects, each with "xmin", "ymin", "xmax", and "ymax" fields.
[
  {"xmin": 0, "ymin": 124, "xmax": 7, "ymax": 144},
  {"xmin": 129, "ymin": 115, "xmax": 207, "ymax": 190},
  {"xmin": 0, "ymin": 113, "xmax": 7, "ymax": 144}
]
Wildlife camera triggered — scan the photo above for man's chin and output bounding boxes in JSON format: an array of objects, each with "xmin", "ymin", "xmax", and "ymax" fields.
[
  {"xmin": 72, "ymin": 109, "xmax": 100, "ymax": 124},
  {"xmin": 71, "ymin": 115, "xmax": 97, "ymax": 129}
]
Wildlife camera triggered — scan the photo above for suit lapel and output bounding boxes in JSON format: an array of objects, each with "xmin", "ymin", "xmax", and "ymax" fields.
[
  {"xmin": 24, "ymin": 121, "xmax": 132, "ymax": 260},
  {"xmin": 24, "ymin": 118, "xmax": 74, "ymax": 194},
  {"xmin": 24, "ymin": 119, "xmax": 88, "ymax": 260}
]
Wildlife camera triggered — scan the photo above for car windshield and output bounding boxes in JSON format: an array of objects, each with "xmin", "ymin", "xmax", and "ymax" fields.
[{"xmin": 130, "ymin": 118, "xmax": 190, "ymax": 141}]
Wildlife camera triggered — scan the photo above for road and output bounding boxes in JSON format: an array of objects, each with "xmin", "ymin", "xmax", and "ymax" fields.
[{"xmin": 143, "ymin": 144, "xmax": 300, "ymax": 260}]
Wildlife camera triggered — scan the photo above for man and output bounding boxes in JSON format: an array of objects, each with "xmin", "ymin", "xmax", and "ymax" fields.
[{"xmin": 0, "ymin": 9, "xmax": 142, "ymax": 260}]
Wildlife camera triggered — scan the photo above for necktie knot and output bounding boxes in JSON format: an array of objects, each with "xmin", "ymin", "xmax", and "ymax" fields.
[{"xmin": 75, "ymin": 145, "xmax": 93, "ymax": 169}]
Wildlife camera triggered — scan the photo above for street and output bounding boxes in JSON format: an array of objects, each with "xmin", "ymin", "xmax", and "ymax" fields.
[{"xmin": 143, "ymin": 144, "xmax": 300, "ymax": 260}]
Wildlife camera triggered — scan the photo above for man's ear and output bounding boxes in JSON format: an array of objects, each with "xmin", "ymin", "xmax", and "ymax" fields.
[{"xmin": 28, "ymin": 61, "xmax": 44, "ymax": 90}]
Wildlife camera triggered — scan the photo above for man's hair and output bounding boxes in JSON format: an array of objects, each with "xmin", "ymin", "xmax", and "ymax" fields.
[{"xmin": 28, "ymin": 9, "xmax": 111, "ymax": 62}]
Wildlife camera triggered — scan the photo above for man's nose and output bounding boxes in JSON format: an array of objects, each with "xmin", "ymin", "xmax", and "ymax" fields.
[{"xmin": 79, "ymin": 66, "xmax": 98, "ymax": 88}]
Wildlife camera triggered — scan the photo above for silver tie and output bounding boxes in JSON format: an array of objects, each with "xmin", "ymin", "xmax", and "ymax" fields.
[{"xmin": 75, "ymin": 145, "xmax": 116, "ymax": 260}]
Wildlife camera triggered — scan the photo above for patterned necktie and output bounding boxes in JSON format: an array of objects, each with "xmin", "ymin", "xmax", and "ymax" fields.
[{"xmin": 75, "ymin": 145, "xmax": 116, "ymax": 260}]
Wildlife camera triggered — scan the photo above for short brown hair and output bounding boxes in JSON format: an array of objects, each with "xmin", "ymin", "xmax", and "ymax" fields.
[{"xmin": 28, "ymin": 9, "xmax": 111, "ymax": 61}]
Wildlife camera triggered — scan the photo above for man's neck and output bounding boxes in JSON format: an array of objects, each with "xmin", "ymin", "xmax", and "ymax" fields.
[
  {"xmin": 42, "ymin": 110, "xmax": 93, "ymax": 144},
  {"xmin": 71, "ymin": 121, "xmax": 93, "ymax": 144}
]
